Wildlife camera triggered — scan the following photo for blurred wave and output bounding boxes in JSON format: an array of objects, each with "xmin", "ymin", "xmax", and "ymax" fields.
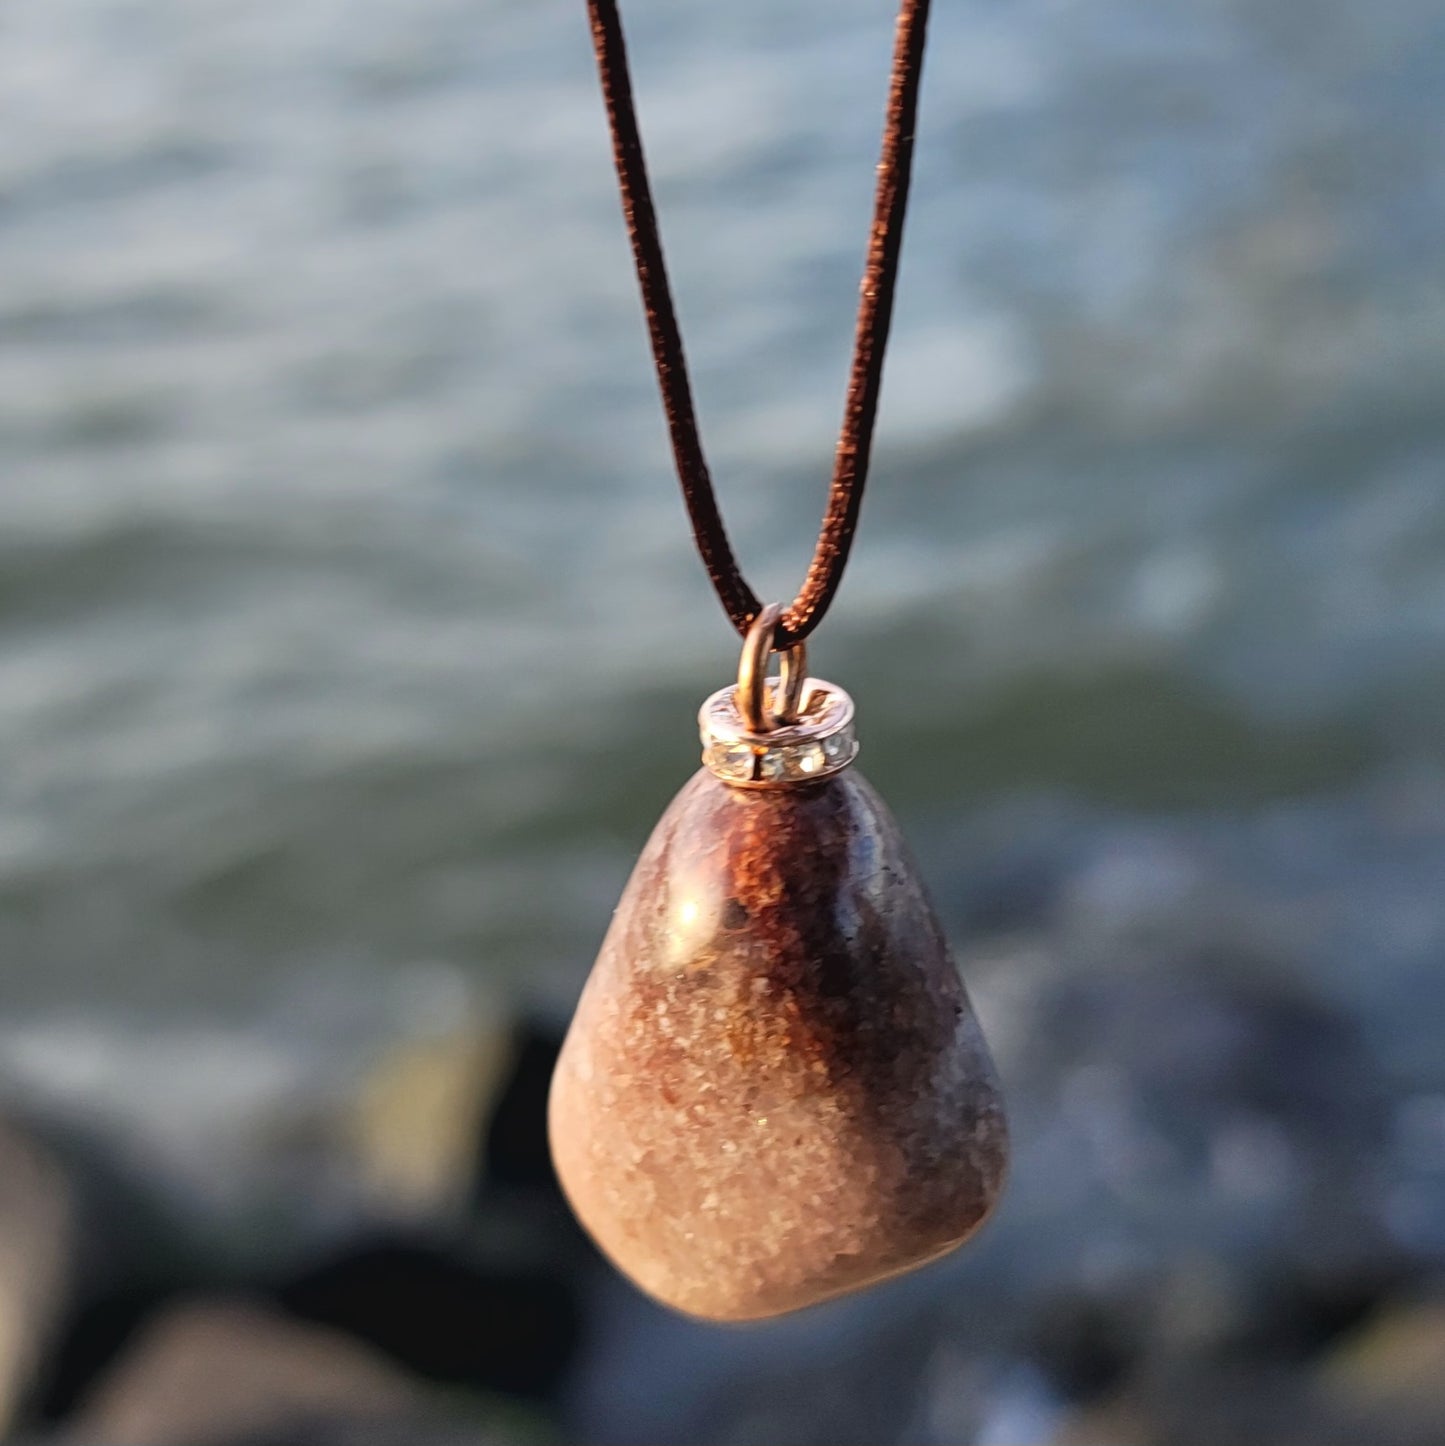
[{"xmin": 0, "ymin": 0, "xmax": 1442, "ymax": 1026}]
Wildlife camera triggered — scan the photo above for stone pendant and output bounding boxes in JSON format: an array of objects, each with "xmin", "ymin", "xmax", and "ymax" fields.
[{"xmin": 549, "ymin": 612, "xmax": 1008, "ymax": 1321}]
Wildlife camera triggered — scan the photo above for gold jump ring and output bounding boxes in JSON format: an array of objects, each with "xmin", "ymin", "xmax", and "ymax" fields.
[{"xmin": 736, "ymin": 605, "xmax": 808, "ymax": 732}]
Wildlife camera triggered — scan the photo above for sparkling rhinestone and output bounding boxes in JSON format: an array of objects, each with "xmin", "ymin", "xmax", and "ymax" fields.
[
  {"xmin": 784, "ymin": 743, "xmax": 826, "ymax": 778},
  {"xmin": 823, "ymin": 730, "xmax": 853, "ymax": 761},
  {"xmin": 707, "ymin": 742, "xmax": 754, "ymax": 779},
  {"xmin": 758, "ymin": 751, "xmax": 787, "ymax": 782}
]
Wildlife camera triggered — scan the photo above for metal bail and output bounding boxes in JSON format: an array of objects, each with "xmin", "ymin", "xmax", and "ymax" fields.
[{"xmin": 700, "ymin": 605, "xmax": 859, "ymax": 788}]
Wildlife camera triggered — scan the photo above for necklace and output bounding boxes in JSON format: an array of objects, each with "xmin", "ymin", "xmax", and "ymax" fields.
[{"xmin": 549, "ymin": 0, "xmax": 1008, "ymax": 1322}]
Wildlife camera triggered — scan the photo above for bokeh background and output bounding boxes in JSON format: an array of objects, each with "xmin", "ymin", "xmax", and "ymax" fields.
[{"xmin": 2, "ymin": 0, "xmax": 1444, "ymax": 1442}]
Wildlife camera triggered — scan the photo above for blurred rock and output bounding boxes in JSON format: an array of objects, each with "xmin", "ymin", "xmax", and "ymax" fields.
[
  {"xmin": 278, "ymin": 1014, "xmax": 585, "ymax": 1408},
  {"xmin": 23, "ymin": 1115, "xmax": 232, "ymax": 1428},
  {"xmin": 1043, "ymin": 1369, "xmax": 1323, "ymax": 1446},
  {"xmin": 218, "ymin": 1419, "xmax": 540, "ymax": 1446},
  {"xmin": 1320, "ymin": 1296, "xmax": 1445, "ymax": 1439},
  {"xmin": 5, "ymin": 788, "xmax": 1436, "ymax": 1446},
  {"xmin": 351, "ymin": 1017, "xmax": 514, "ymax": 1218},
  {"xmin": 1029, "ymin": 1294, "xmax": 1445, "ymax": 1446},
  {"xmin": 0, "ymin": 1116, "xmax": 75, "ymax": 1434},
  {"xmin": 350, "ymin": 1009, "xmax": 577, "ymax": 1230},
  {"xmin": 58, "ymin": 1298, "xmax": 420, "ymax": 1446},
  {"xmin": 943, "ymin": 940, "xmax": 1402, "ymax": 1358},
  {"xmin": 1046, "ymin": 1394, "xmax": 1153, "ymax": 1446}
]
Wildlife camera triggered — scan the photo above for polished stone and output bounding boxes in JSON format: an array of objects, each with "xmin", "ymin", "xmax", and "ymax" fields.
[{"xmin": 549, "ymin": 768, "xmax": 1008, "ymax": 1321}]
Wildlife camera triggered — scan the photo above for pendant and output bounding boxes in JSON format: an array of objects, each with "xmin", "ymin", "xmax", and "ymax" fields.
[{"xmin": 549, "ymin": 609, "xmax": 1008, "ymax": 1321}]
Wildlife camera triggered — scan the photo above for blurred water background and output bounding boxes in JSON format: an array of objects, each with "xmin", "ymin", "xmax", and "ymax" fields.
[{"xmin": 2, "ymin": 0, "xmax": 1444, "ymax": 1442}]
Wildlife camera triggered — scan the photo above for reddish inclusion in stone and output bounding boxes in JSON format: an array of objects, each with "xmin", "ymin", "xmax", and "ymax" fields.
[{"xmin": 549, "ymin": 768, "xmax": 1008, "ymax": 1322}]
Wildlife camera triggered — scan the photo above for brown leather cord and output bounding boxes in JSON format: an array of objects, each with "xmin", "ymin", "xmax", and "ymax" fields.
[{"xmin": 586, "ymin": 0, "xmax": 932, "ymax": 649}]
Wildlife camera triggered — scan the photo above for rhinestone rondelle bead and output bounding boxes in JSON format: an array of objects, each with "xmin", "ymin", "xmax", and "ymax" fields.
[{"xmin": 699, "ymin": 678, "xmax": 859, "ymax": 788}]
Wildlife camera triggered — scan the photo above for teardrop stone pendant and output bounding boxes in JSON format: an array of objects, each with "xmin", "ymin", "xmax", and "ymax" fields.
[{"xmin": 549, "ymin": 614, "xmax": 1008, "ymax": 1321}]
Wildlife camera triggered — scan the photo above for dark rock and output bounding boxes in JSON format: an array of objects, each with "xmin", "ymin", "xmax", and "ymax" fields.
[
  {"xmin": 1051, "ymin": 1351, "xmax": 1445, "ymax": 1446},
  {"xmin": 33, "ymin": 1283, "xmax": 174, "ymax": 1426},
  {"xmin": 476, "ymin": 1021, "xmax": 565, "ymax": 1196},
  {"xmin": 22, "ymin": 1113, "xmax": 236, "ymax": 1427},
  {"xmin": 276, "ymin": 1235, "xmax": 580, "ymax": 1403},
  {"xmin": 1028, "ymin": 1292, "xmax": 1138, "ymax": 1400},
  {"xmin": 0, "ymin": 1116, "xmax": 76, "ymax": 1434}
]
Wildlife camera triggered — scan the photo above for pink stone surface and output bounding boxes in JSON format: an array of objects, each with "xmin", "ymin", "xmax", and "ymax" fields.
[{"xmin": 549, "ymin": 768, "xmax": 1008, "ymax": 1321}]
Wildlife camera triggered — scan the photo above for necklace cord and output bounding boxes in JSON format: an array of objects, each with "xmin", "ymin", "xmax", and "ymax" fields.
[{"xmin": 586, "ymin": 0, "xmax": 932, "ymax": 649}]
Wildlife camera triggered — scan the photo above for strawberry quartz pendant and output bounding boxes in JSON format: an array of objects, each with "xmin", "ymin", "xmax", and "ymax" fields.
[
  {"xmin": 559, "ymin": 0, "xmax": 1007, "ymax": 1324},
  {"xmin": 549, "ymin": 610, "xmax": 1008, "ymax": 1321}
]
